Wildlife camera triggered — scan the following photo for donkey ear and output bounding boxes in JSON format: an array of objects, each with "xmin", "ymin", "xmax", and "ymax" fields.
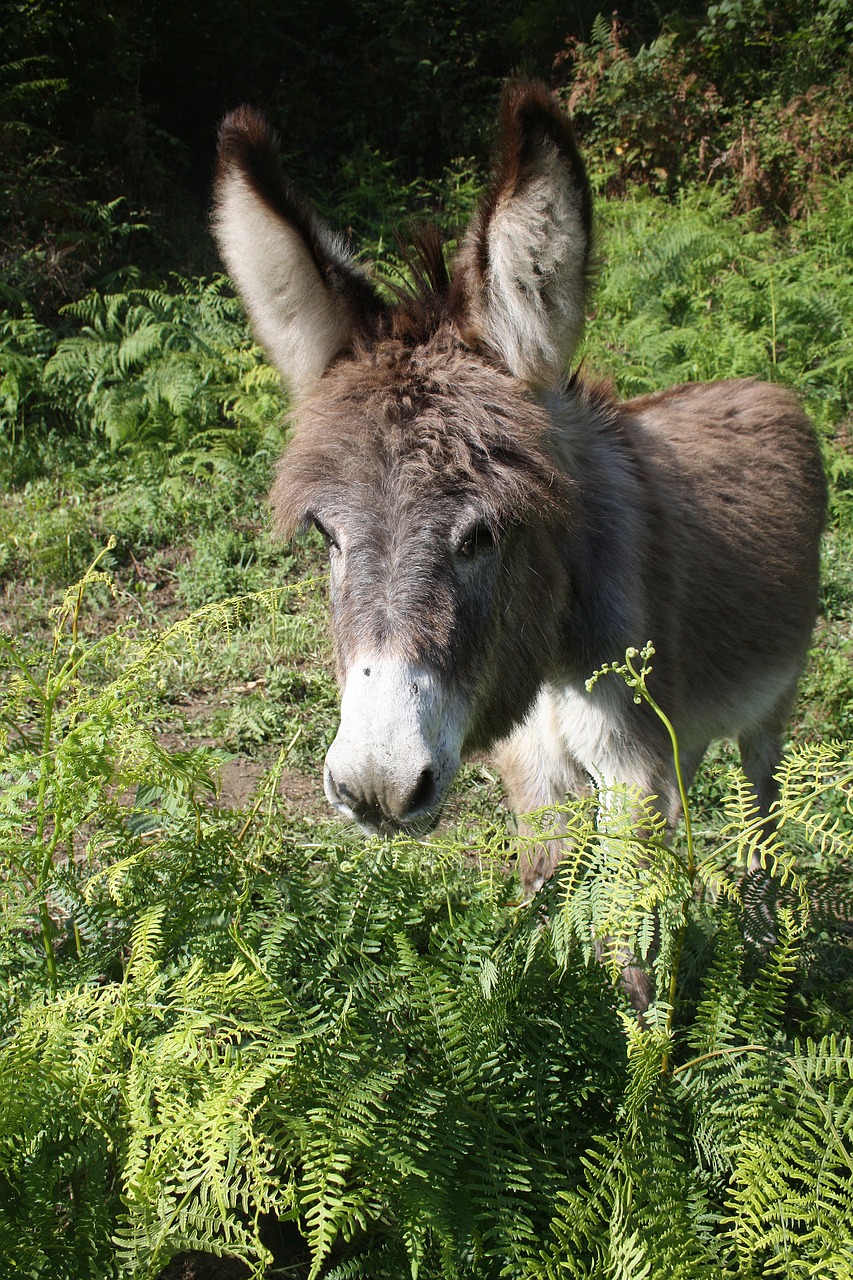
[
  {"xmin": 213, "ymin": 107, "xmax": 382, "ymax": 397},
  {"xmin": 451, "ymin": 82, "xmax": 592, "ymax": 389}
]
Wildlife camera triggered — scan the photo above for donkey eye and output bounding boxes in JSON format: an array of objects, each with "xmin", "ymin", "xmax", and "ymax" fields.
[
  {"xmin": 310, "ymin": 514, "xmax": 339, "ymax": 551},
  {"xmin": 457, "ymin": 521, "xmax": 496, "ymax": 560}
]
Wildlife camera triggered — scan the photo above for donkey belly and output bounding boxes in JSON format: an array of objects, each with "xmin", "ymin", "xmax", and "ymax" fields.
[
  {"xmin": 553, "ymin": 685, "xmax": 660, "ymax": 794},
  {"xmin": 498, "ymin": 657, "xmax": 799, "ymax": 834}
]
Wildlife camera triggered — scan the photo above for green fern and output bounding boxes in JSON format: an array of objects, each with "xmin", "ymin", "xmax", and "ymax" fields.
[
  {"xmin": 42, "ymin": 276, "xmax": 287, "ymax": 457},
  {"xmin": 1, "ymin": 565, "xmax": 852, "ymax": 1276}
]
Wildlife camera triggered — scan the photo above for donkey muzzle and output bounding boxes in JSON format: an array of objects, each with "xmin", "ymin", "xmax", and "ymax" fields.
[{"xmin": 323, "ymin": 658, "xmax": 463, "ymax": 834}]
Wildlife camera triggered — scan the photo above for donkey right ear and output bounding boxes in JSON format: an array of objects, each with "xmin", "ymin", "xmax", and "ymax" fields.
[
  {"xmin": 213, "ymin": 108, "xmax": 382, "ymax": 397},
  {"xmin": 451, "ymin": 82, "xmax": 593, "ymax": 390}
]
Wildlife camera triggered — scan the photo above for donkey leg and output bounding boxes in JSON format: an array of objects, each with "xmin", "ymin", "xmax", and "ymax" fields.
[
  {"xmin": 737, "ymin": 674, "xmax": 800, "ymax": 869},
  {"xmin": 599, "ymin": 745, "xmax": 708, "ymax": 1016},
  {"xmin": 738, "ymin": 723, "xmax": 786, "ymax": 870},
  {"xmin": 737, "ymin": 685, "xmax": 796, "ymax": 946},
  {"xmin": 494, "ymin": 690, "xmax": 591, "ymax": 897},
  {"xmin": 738, "ymin": 720, "xmax": 784, "ymax": 946}
]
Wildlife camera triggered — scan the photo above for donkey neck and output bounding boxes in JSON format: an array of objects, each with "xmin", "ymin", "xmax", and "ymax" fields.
[{"xmin": 544, "ymin": 385, "xmax": 656, "ymax": 684}]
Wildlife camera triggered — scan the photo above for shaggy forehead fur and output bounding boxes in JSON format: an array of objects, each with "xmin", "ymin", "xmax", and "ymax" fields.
[{"xmin": 271, "ymin": 320, "xmax": 575, "ymax": 537}]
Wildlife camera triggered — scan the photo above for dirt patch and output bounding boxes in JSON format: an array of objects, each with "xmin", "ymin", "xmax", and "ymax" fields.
[
  {"xmin": 156, "ymin": 679, "xmax": 332, "ymax": 823},
  {"xmin": 215, "ymin": 756, "xmax": 327, "ymax": 821},
  {"xmin": 274, "ymin": 763, "xmax": 328, "ymax": 819}
]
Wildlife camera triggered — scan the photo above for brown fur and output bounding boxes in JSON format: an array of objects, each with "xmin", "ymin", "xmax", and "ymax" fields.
[
  {"xmin": 272, "ymin": 333, "xmax": 576, "ymax": 737},
  {"xmin": 214, "ymin": 83, "xmax": 828, "ymax": 1004}
]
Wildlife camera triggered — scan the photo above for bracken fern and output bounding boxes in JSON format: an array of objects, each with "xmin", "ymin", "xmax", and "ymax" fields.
[{"xmin": 0, "ymin": 568, "xmax": 851, "ymax": 1277}]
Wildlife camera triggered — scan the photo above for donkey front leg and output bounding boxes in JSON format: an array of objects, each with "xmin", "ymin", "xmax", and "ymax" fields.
[
  {"xmin": 591, "ymin": 741, "xmax": 714, "ymax": 1015},
  {"xmin": 499, "ymin": 706, "xmax": 657, "ymax": 1013},
  {"xmin": 494, "ymin": 688, "xmax": 592, "ymax": 896}
]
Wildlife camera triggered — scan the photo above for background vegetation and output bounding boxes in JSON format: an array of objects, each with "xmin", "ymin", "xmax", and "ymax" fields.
[{"xmin": 1, "ymin": 0, "xmax": 852, "ymax": 1276}]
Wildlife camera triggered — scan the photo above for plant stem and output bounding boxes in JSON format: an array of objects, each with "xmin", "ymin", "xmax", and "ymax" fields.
[
  {"xmin": 624, "ymin": 650, "xmax": 694, "ymax": 880},
  {"xmin": 623, "ymin": 649, "xmax": 694, "ymax": 1067},
  {"xmin": 672, "ymin": 1043, "xmax": 770, "ymax": 1076}
]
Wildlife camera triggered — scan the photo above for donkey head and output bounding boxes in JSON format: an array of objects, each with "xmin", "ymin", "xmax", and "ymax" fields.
[{"xmin": 213, "ymin": 83, "xmax": 592, "ymax": 834}]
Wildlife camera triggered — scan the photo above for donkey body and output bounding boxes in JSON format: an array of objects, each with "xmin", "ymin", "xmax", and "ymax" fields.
[{"xmin": 214, "ymin": 83, "xmax": 826, "ymax": 895}]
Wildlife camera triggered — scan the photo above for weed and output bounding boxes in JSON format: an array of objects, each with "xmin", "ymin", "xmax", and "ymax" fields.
[{"xmin": 1, "ymin": 569, "xmax": 851, "ymax": 1276}]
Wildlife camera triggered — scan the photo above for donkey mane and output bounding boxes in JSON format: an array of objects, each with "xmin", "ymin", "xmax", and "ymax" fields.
[
  {"xmin": 272, "ymin": 336, "xmax": 576, "ymax": 542},
  {"xmin": 377, "ymin": 224, "xmax": 455, "ymax": 346}
]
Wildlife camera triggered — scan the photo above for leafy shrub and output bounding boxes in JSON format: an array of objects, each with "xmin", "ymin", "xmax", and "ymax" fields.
[
  {"xmin": 0, "ymin": 45, "xmax": 151, "ymax": 319},
  {"xmin": 557, "ymin": 16, "xmax": 724, "ymax": 198},
  {"xmin": 717, "ymin": 78, "xmax": 853, "ymax": 221},
  {"xmin": 557, "ymin": 11, "xmax": 853, "ymax": 218},
  {"xmin": 582, "ymin": 179, "xmax": 853, "ymax": 426},
  {"xmin": 0, "ymin": 295, "xmax": 58, "ymax": 441},
  {"xmin": 1, "ymin": 570, "xmax": 852, "ymax": 1278},
  {"xmin": 42, "ymin": 275, "xmax": 286, "ymax": 457},
  {"xmin": 323, "ymin": 146, "xmax": 483, "ymax": 260},
  {"xmin": 696, "ymin": 0, "xmax": 853, "ymax": 100}
]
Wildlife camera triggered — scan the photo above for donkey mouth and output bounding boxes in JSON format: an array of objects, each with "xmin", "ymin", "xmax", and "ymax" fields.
[
  {"xmin": 324, "ymin": 764, "xmax": 443, "ymax": 839},
  {"xmin": 356, "ymin": 808, "xmax": 442, "ymax": 840}
]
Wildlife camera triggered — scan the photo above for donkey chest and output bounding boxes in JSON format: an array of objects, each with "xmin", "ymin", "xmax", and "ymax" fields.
[{"xmin": 546, "ymin": 685, "xmax": 641, "ymax": 785}]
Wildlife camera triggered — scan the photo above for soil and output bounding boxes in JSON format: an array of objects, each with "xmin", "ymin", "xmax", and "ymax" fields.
[
  {"xmin": 216, "ymin": 755, "xmax": 328, "ymax": 820},
  {"xmin": 156, "ymin": 685, "xmax": 331, "ymax": 822}
]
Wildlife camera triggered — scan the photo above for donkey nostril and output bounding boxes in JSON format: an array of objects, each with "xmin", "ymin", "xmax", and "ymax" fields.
[
  {"xmin": 326, "ymin": 767, "xmax": 358, "ymax": 811},
  {"xmin": 407, "ymin": 767, "xmax": 437, "ymax": 816}
]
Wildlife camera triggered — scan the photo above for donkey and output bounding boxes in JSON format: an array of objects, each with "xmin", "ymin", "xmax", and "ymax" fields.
[{"xmin": 213, "ymin": 82, "xmax": 826, "ymax": 904}]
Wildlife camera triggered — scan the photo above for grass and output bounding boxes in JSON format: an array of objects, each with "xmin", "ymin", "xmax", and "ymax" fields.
[
  {"xmin": 2, "ymin": 175, "xmax": 851, "ymax": 923},
  {"xmin": 2, "ymin": 176, "xmax": 850, "ymax": 891},
  {"xmin": 1, "ymin": 178, "xmax": 852, "ymax": 1277}
]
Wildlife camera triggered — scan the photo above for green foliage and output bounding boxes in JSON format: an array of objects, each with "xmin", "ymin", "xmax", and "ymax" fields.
[
  {"xmin": 559, "ymin": 8, "xmax": 853, "ymax": 218},
  {"xmin": 0, "ymin": 294, "xmax": 57, "ymax": 440},
  {"xmin": 696, "ymin": 0, "xmax": 853, "ymax": 99},
  {"xmin": 523, "ymin": 1028, "xmax": 853, "ymax": 1278},
  {"xmin": 0, "ymin": 565, "xmax": 624, "ymax": 1275},
  {"xmin": 0, "ymin": 274, "xmax": 288, "ymax": 509},
  {"xmin": 510, "ymin": 652, "xmax": 853, "ymax": 1280},
  {"xmin": 582, "ymin": 181, "xmax": 853, "ymax": 425},
  {"xmin": 558, "ymin": 15, "xmax": 724, "ymax": 197},
  {"xmin": 2, "ymin": 9, "xmax": 853, "ymax": 1271},
  {"xmin": 325, "ymin": 146, "xmax": 484, "ymax": 267},
  {"xmin": 1, "ymin": 568, "xmax": 852, "ymax": 1277},
  {"xmin": 0, "ymin": 43, "xmax": 147, "ymax": 314},
  {"xmin": 43, "ymin": 275, "xmax": 286, "ymax": 458}
]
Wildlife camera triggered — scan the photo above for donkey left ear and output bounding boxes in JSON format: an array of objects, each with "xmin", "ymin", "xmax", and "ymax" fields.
[
  {"xmin": 451, "ymin": 82, "xmax": 592, "ymax": 389},
  {"xmin": 213, "ymin": 107, "xmax": 382, "ymax": 398}
]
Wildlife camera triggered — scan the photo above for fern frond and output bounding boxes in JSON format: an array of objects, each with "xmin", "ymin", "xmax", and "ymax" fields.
[{"xmin": 722, "ymin": 1036, "xmax": 853, "ymax": 1276}]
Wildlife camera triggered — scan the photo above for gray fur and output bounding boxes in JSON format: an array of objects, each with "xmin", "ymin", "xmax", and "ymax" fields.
[{"xmin": 214, "ymin": 82, "xmax": 827, "ymax": 902}]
